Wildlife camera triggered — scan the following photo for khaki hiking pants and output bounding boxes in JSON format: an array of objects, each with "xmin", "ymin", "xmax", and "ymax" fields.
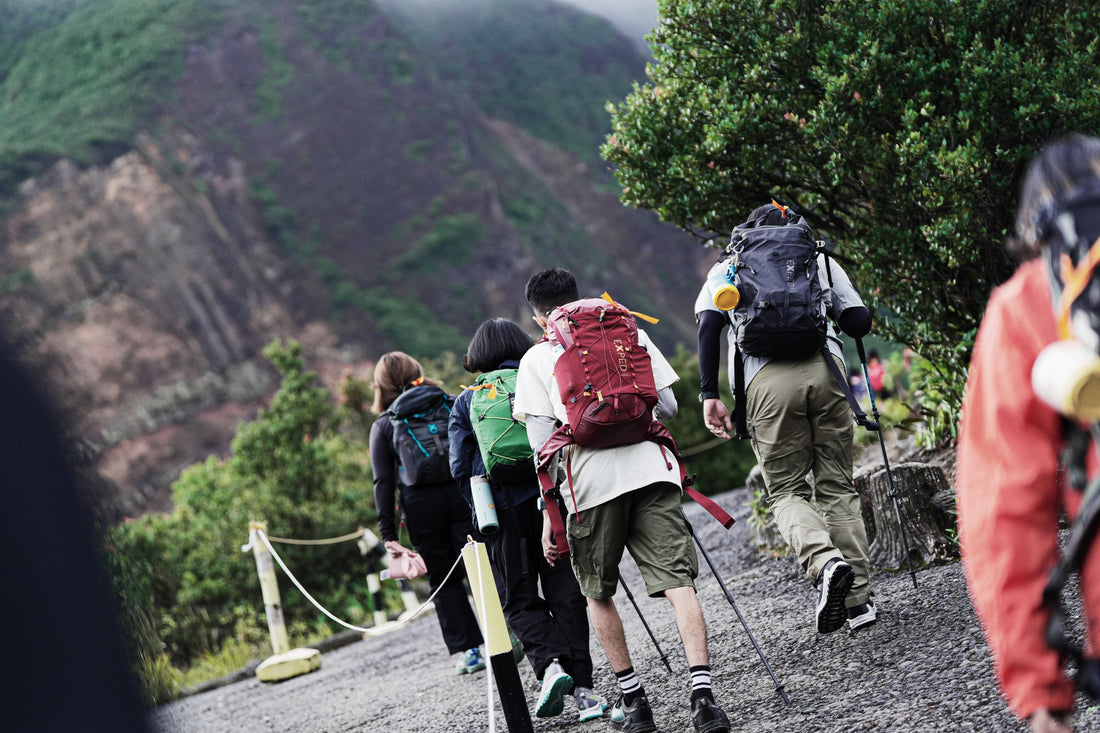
[{"xmin": 746, "ymin": 354, "xmax": 872, "ymax": 605}]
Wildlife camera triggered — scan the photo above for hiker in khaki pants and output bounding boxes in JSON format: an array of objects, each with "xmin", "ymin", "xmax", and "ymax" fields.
[
  {"xmin": 747, "ymin": 354, "xmax": 872, "ymax": 621},
  {"xmin": 697, "ymin": 201, "xmax": 877, "ymax": 634}
]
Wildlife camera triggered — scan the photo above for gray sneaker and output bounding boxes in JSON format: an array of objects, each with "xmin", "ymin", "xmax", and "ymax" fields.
[
  {"xmin": 608, "ymin": 693, "xmax": 656, "ymax": 733},
  {"xmin": 691, "ymin": 696, "xmax": 731, "ymax": 733},
  {"xmin": 574, "ymin": 686, "xmax": 607, "ymax": 721},
  {"xmin": 535, "ymin": 659, "xmax": 573, "ymax": 718}
]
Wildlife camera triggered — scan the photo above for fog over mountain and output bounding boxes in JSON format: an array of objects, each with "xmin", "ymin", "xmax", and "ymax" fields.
[{"xmin": 558, "ymin": 0, "xmax": 658, "ymax": 45}]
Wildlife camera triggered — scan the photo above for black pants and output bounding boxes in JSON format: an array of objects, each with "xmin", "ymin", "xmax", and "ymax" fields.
[
  {"xmin": 401, "ymin": 483, "xmax": 483, "ymax": 655},
  {"xmin": 488, "ymin": 495, "xmax": 594, "ymax": 687}
]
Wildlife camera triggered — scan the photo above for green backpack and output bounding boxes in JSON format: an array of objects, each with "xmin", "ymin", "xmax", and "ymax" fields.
[{"xmin": 468, "ymin": 368, "xmax": 535, "ymax": 484}]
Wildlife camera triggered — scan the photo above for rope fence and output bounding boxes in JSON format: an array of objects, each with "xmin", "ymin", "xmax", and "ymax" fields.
[{"xmin": 241, "ymin": 522, "xmax": 529, "ymax": 731}]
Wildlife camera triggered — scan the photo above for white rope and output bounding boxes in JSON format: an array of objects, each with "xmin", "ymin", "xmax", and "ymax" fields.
[
  {"xmin": 250, "ymin": 528, "xmax": 473, "ymax": 636},
  {"xmin": 266, "ymin": 528, "xmax": 366, "ymax": 545}
]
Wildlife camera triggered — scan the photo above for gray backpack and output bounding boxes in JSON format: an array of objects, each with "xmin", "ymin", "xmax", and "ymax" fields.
[{"xmin": 729, "ymin": 211, "xmax": 827, "ymax": 359}]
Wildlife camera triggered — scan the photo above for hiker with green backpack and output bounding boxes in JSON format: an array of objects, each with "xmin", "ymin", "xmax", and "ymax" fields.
[
  {"xmin": 696, "ymin": 201, "xmax": 877, "ymax": 635},
  {"xmin": 447, "ymin": 318, "xmax": 606, "ymax": 722}
]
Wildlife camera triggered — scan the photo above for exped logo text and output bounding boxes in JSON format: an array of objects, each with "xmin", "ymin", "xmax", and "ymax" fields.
[{"xmin": 614, "ymin": 339, "xmax": 628, "ymax": 371}]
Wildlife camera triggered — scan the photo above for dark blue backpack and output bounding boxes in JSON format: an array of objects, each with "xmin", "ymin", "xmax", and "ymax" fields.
[
  {"xmin": 729, "ymin": 211, "xmax": 827, "ymax": 359},
  {"xmin": 387, "ymin": 384, "xmax": 454, "ymax": 486}
]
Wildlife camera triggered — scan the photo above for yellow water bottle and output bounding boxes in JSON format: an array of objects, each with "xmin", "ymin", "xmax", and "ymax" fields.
[{"xmin": 707, "ymin": 261, "xmax": 740, "ymax": 311}]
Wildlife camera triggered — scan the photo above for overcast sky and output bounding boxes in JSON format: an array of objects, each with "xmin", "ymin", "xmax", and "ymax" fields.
[{"xmin": 556, "ymin": 0, "xmax": 659, "ymax": 44}]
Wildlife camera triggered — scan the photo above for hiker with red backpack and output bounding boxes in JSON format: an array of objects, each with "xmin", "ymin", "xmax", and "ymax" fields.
[
  {"xmin": 368, "ymin": 351, "xmax": 486, "ymax": 675},
  {"xmin": 447, "ymin": 317, "xmax": 606, "ymax": 722},
  {"xmin": 512, "ymin": 267, "xmax": 732, "ymax": 733},
  {"xmin": 696, "ymin": 201, "xmax": 877, "ymax": 635},
  {"xmin": 958, "ymin": 135, "xmax": 1100, "ymax": 733}
]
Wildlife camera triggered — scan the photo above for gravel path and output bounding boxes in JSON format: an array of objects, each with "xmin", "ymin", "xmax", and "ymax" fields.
[{"xmin": 148, "ymin": 486, "xmax": 1100, "ymax": 733}]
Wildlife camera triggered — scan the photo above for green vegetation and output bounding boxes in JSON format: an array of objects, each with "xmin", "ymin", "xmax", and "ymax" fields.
[
  {"xmin": 253, "ymin": 14, "xmax": 294, "ymax": 122},
  {"xmin": 665, "ymin": 345, "xmax": 758, "ymax": 494},
  {"xmin": 393, "ymin": 213, "xmax": 486, "ymax": 272},
  {"xmin": 106, "ymin": 341, "xmax": 381, "ymax": 703},
  {"xmin": 604, "ymin": 0, "xmax": 1100, "ymax": 433},
  {"xmin": 377, "ymin": 0, "xmax": 642, "ymax": 166},
  {"xmin": 332, "ymin": 283, "xmax": 469, "ymax": 355},
  {"xmin": 294, "ymin": 0, "xmax": 379, "ymax": 75},
  {"xmin": 0, "ymin": 0, "xmax": 216, "ymax": 198}
]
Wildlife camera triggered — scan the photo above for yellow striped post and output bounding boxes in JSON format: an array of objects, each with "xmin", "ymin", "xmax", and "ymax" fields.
[
  {"xmin": 462, "ymin": 540, "xmax": 532, "ymax": 732},
  {"xmin": 245, "ymin": 522, "xmax": 321, "ymax": 682}
]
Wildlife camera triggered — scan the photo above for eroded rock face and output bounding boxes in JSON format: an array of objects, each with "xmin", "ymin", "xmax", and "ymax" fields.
[{"xmin": 0, "ymin": 134, "xmax": 358, "ymax": 519}]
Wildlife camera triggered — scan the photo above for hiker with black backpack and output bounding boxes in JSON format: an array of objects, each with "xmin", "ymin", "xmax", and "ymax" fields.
[
  {"xmin": 447, "ymin": 317, "xmax": 606, "ymax": 722},
  {"xmin": 958, "ymin": 135, "xmax": 1100, "ymax": 733},
  {"xmin": 513, "ymin": 267, "xmax": 732, "ymax": 733},
  {"xmin": 696, "ymin": 201, "xmax": 877, "ymax": 635},
  {"xmin": 368, "ymin": 351, "xmax": 486, "ymax": 676}
]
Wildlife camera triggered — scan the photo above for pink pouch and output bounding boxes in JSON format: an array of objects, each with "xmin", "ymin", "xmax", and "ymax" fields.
[{"xmin": 381, "ymin": 552, "xmax": 428, "ymax": 580}]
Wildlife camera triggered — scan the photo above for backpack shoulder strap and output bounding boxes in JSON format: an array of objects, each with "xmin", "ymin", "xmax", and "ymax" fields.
[{"xmin": 733, "ymin": 344, "xmax": 749, "ymax": 440}]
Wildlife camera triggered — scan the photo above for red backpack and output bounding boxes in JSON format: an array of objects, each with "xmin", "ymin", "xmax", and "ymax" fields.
[
  {"xmin": 536, "ymin": 294, "xmax": 734, "ymax": 557},
  {"xmin": 545, "ymin": 295, "xmax": 659, "ymax": 448}
]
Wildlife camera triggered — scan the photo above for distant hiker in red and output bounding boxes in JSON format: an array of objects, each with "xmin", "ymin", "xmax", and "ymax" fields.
[
  {"xmin": 958, "ymin": 134, "xmax": 1100, "ymax": 733},
  {"xmin": 865, "ymin": 348, "xmax": 890, "ymax": 399},
  {"xmin": 369, "ymin": 351, "xmax": 485, "ymax": 675},
  {"xmin": 512, "ymin": 268, "xmax": 731, "ymax": 733}
]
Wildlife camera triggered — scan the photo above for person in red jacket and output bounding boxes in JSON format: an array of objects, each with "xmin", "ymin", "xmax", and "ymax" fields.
[{"xmin": 958, "ymin": 134, "xmax": 1100, "ymax": 733}]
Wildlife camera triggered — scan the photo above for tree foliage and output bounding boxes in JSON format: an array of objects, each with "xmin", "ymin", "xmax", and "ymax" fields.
[
  {"xmin": 105, "ymin": 341, "xmax": 375, "ymax": 673},
  {"xmin": 665, "ymin": 345, "xmax": 758, "ymax": 494},
  {"xmin": 604, "ymin": 0, "xmax": 1100, "ymax": 414}
]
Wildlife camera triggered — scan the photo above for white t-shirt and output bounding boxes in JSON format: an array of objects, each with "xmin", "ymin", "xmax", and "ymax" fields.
[{"xmin": 512, "ymin": 327, "xmax": 680, "ymax": 513}]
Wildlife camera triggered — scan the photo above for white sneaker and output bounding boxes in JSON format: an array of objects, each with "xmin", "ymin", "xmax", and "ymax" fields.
[
  {"xmin": 847, "ymin": 600, "xmax": 878, "ymax": 630},
  {"xmin": 535, "ymin": 659, "xmax": 573, "ymax": 718}
]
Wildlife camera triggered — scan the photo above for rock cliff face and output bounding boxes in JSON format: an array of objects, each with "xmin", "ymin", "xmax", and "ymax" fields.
[
  {"xmin": 0, "ymin": 1, "xmax": 713, "ymax": 521},
  {"xmin": 0, "ymin": 131, "xmax": 360, "ymax": 518}
]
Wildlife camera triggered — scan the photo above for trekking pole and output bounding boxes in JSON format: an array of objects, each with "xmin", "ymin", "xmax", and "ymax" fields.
[
  {"xmin": 618, "ymin": 576, "xmax": 673, "ymax": 673},
  {"xmin": 682, "ymin": 513, "xmax": 790, "ymax": 705},
  {"xmin": 856, "ymin": 338, "xmax": 919, "ymax": 589}
]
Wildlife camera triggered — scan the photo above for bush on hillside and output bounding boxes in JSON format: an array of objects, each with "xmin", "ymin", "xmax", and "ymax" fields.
[{"xmin": 105, "ymin": 340, "xmax": 378, "ymax": 697}]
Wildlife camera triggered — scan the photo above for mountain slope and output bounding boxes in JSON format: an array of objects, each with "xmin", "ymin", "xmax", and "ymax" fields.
[{"xmin": 0, "ymin": 0, "xmax": 710, "ymax": 518}]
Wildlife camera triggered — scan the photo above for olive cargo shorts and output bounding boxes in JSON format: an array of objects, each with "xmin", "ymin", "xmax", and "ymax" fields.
[{"xmin": 567, "ymin": 482, "xmax": 698, "ymax": 600}]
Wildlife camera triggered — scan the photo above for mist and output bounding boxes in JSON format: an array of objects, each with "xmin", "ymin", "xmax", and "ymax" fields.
[
  {"xmin": 556, "ymin": 0, "xmax": 658, "ymax": 43},
  {"xmin": 373, "ymin": 0, "xmax": 659, "ymax": 47}
]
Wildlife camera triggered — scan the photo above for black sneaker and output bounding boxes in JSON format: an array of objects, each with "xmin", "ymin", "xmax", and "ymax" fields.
[
  {"xmin": 691, "ymin": 696, "xmax": 731, "ymax": 733},
  {"xmin": 608, "ymin": 693, "xmax": 657, "ymax": 733},
  {"xmin": 815, "ymin": 558, "xmax": 855, "ymax": 633},
  {"xmin": 847, "ymin": 600, "xmax": 878, "ymax": 630}
]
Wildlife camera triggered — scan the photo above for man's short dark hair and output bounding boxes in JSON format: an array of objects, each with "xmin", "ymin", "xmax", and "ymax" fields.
[
  {"xmin": 462, "ymin": 318, "xmax": 535, "ymax": 373},
  {"xmin": 524, "ymin": 267, "xmax": 579, "ymax": 317},
  {"xmin": 748, "ymin": 202, "xmax": 793, "ymax": 226}
]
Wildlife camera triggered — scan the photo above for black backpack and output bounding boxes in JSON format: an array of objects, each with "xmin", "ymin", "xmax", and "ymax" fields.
[
  {"xmin": 729, "ymin": 211, "xmax": 827, "ymax": 359},
  {"xmin": 387, "ymin": 384, "xmax": 454, "ymax": 486}
]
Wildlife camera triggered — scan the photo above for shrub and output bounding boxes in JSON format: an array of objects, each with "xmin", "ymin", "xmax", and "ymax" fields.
[{"xmin": 105, "ymin": 340, "xmax": 378, "ymax": 694}]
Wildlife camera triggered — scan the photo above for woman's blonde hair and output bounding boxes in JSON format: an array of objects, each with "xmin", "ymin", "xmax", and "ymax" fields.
[{"xmin": 370, "ymin": 351, "xmax": 440, "ymax": 414}]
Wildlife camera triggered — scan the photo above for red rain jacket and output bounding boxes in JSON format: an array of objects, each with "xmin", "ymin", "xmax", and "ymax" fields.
[{"xmin": 958, "ymin": 258, "xmax": 1100, "ymax": 720}]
